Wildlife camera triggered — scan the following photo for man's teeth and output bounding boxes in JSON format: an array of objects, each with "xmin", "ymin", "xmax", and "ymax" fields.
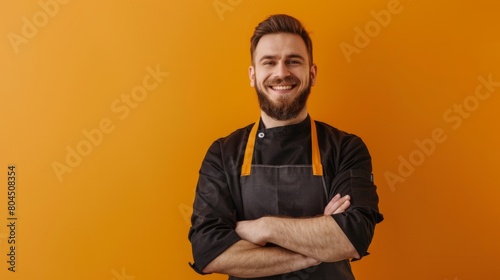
[{"xmin": 272, "ymin": 85, "xmax": 293, "ymax": 90}]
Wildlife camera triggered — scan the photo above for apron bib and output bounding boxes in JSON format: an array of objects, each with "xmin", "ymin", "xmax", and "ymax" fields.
[{"xmin": 240, "ymin": 117, "xmax": 328, "ymax": 220}]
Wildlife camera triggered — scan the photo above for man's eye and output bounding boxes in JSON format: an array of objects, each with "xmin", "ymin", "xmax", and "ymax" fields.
[
  {"xmin": 288, "ymin": 60, "xmax": 300, "ymax": 65},
  {"xmin": 263, "ymin": 61, "xmax": 276, "ymax": 66}
]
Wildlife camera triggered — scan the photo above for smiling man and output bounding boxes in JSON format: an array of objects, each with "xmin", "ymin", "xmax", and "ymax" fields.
[
  {"xmin": 252, "ymin": 31, "xmax": 313, "ymax": 125},
  {"xmin": 189, "ymin": 14, "xmax": 383, "ymax": 279}
]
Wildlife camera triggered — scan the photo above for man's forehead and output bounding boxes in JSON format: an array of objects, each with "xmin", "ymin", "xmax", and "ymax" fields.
[{"xmin": 254, "ymin": 33, "xmax": 308, "ymax": 59}]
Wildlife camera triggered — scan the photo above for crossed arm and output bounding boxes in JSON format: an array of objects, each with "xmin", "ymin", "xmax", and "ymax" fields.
[{"xmin": 202, "ymin": 194, "xmax": 360, "ymax": 277}]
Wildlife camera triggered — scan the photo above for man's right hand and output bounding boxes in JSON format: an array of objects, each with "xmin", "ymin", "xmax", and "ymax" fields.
[{"xmin": 323, "ymin": 194, "xmax": 351, "ymax": 215}]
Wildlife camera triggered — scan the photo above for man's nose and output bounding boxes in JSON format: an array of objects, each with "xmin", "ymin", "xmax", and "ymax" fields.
[{"xmin": 274, "ymin": 62, "xmax": 291, "ymax": 78}]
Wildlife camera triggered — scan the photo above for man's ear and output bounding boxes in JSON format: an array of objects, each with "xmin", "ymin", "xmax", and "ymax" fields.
[
  {"xmin": 310, "ymin": 64, "xmax": 318, "ymax": 86},
  {"xmin": 248, "ymin": 65, "xmax": 255, "ymax": 87}
]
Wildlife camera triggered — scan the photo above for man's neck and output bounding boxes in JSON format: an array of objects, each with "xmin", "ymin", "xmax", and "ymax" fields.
[{"xmin": 260, "ymin": 109, "xmax": 308, "ymax": 129}]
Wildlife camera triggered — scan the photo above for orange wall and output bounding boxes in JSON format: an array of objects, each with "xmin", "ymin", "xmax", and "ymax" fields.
[{"xmin": 1, "ymin": 0, "xmax": 499, "ymax": 279}]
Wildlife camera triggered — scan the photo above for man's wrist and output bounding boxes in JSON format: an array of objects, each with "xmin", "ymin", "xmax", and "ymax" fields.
[
  {"xmin": 260, "ymin": 216, "xmax": 279, "ymax": 244},
  {"xmin": 258, "ymin": 216, "xmax": 271, "ymax": 244}
]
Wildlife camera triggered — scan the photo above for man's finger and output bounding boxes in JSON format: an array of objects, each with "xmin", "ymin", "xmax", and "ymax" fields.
[
  {"xmin": 323, "ymin": 194, "xmax": 340, "ymax": 215},
  {"xmin": 333, "ymin": 200, "xmax": 350, "ymax": 214},
  {"xmin": 323, "ymin": 194, "xmax": 351, "ymax": 215}
]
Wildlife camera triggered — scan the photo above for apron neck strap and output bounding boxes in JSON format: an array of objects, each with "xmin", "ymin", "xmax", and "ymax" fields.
[{"xmin": 241, "ymin": 117, "xmax": 323, "ymax": 176}]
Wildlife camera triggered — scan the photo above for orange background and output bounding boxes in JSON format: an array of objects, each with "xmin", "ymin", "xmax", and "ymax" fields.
[{"xmin": 1, "ymin": 0, "xmax": 499, "ymax": 279}]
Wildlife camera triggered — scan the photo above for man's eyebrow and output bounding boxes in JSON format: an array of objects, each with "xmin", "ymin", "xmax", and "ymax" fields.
[
  {"xmin": 287, "ymin": 54, "xmax": 306, "ymax": 60},
  {"xmin": 258, "ymin": 54, "xmax": 306, "ymax": 62},
  {"xmin": 259, "ymin": 55, "xmax": 277, "ymax": 62}
]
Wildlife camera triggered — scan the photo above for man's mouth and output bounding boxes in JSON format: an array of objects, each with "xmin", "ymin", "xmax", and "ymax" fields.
[{"xmin": 269, "ymin": 85, "xmax": 296, "ymax": 91}]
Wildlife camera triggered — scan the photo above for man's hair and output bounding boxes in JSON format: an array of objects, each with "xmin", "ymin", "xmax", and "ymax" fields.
[{"xmin": 250, "ymin": 14, "xmax": 313, "ymax": 65}]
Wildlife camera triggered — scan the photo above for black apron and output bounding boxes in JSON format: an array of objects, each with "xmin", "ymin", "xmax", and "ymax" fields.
[{"xmin": 234, "ymin": 117, "xmax": 354, "ymax": 280}]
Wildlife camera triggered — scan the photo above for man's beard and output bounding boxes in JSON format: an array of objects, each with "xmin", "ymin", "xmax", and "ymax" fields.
[{"xmin": 256, "ymin": 76, "xmax": 311, "ymax": 121}]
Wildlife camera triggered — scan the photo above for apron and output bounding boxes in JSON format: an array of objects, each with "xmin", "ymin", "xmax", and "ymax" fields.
[
  {"xmin": 234, "ymin": 117, "xmax": 355, "ymax": 280},
  {"xmin": 240, "ymin": 117, "xmax": 328, "ymax": 220}
]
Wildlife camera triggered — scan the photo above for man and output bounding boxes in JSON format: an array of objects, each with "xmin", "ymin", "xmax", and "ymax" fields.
[{"xmin": 189, "ymin": 14, "xmax": 383, "ymax": 279}]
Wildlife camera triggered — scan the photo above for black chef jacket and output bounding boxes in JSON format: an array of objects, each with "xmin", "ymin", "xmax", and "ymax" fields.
[{"xmin": 189, "ymin": 115, "xmax": 384, "ymax": 279}]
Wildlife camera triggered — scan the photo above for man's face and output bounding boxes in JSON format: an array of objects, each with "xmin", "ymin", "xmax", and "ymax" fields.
[{"xmin": 249, "ymin": 33, "xmax": 317, "ymax": 121}]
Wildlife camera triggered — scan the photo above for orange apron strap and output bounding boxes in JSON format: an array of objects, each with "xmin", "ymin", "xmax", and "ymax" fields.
[
  {"xmin": 241, "ymin": 117, "xmax": 323, "ymax": 176},
  {"xmin": 241, "ymin": 120, "xmax": 259, "ymax": 176},
  {"xmin": 310, "ymin": 118, "xmax": 323, "ymax": 176}
]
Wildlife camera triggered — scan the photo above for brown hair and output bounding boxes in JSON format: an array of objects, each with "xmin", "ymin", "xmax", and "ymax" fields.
[{"xmin": 250, "ymin": 14, "xmax": 313, "ymax": 65}]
